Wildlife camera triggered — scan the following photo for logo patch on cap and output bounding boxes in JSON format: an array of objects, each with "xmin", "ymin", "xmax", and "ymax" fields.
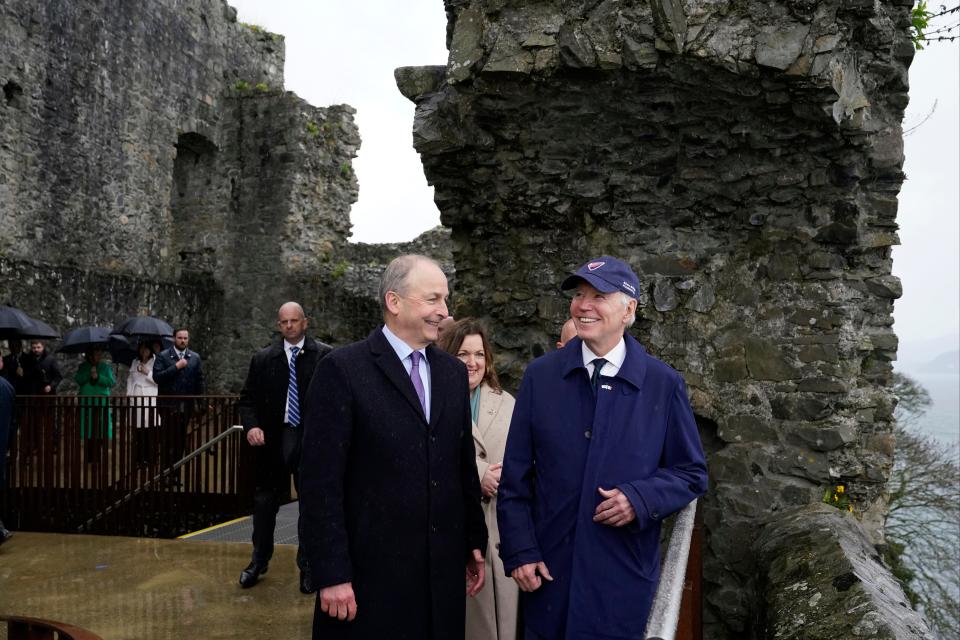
[
  {"xmin": 622, "ymin": 282, "xmax": 637, "ymax": 295},
  {"xmin": 587, "ymin": 261, "xmax": 605, "ymax": 271}
]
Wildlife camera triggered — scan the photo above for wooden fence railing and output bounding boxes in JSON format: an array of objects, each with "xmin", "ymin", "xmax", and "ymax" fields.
[
  {"xmin": 0, "ymin": 615, "xmax": 103, "ymax": 640},
  {"xmin": 1, "ymin": 395, "xmax": 254, "ymax": 538}
]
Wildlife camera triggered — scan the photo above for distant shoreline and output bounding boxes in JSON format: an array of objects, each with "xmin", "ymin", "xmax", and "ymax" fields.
[{"xmin": 896, "ymin": 367, "xmax": 960, "ymax": 445}]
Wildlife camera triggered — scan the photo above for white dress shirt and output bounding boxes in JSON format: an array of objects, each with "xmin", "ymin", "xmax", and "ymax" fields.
[{"xmin": 581, "ymin": 337, "xmax": 627, "ymax": 382}]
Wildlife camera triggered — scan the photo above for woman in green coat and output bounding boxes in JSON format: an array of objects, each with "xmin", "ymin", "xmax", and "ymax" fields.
[{"xmin": 75, "ymin": 350, "xmax": 115, "ymax": 442}]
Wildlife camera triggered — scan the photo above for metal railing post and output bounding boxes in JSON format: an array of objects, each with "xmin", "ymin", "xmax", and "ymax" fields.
[
  {"xmin": 644, "ymin": 498, "xmax": 699, "ymax": 640},
  {"xmin": 75, "ymin": 424, "xmax": 245, "ymax": 533}
]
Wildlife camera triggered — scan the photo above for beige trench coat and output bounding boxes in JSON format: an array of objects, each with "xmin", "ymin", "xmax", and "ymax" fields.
[{"xmin": 466, "ymin": 383, "xmax": 519, "ymax": 640}]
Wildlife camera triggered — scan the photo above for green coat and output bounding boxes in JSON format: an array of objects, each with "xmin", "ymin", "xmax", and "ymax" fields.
[{"xmin": 75, "ymin": 361, "xmax": 115, "ymax": 439}]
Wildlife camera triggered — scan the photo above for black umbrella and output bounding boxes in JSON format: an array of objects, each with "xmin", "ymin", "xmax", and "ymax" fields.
[
  {"xmin": 112, "ymin": 316, "xmax": 174, "ymax": 340},
  {"xmin": 0, "ymin": 305, "xmax": 60, "ymax": 339},
  {"xmin": 108, "ymin": 333, "xmax": 138, "ymax": 366},
  {"xmin": 58, "ymin": 326, "xmax": 114, "ymax": 354},
  {"xmin": 21, "ymin": 317, "xmax": 61, "ymax": 339},
  {"xmin": 108, "ymin": 334, "xmax": 173, "ymax": 366},
  {"xmin": 0, "ymin": 305, "xmax": 37, "ymax": 340}
]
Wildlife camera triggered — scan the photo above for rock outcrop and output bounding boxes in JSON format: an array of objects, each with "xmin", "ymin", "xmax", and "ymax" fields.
[{"xmin": 398, "ymin": 1, "xmax": 915, "ymax": 636}]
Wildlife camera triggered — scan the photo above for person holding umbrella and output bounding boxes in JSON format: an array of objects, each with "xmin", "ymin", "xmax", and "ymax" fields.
[
  {"xmin": 1, "ymin": 340, "xmax": 29, "ymax": 396},
  {"xmin": 127, "ymin": 341, "xmax": 160, "ymax": 466},
  {"xmin": 74, "ymin": 350, "xmax": 115, "ymax": 462}
]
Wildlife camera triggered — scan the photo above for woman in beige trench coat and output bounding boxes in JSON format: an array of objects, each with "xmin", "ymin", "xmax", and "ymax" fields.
[{"xmin": 441, "ymin": 318, "xmax": 518, "ymax": 640}]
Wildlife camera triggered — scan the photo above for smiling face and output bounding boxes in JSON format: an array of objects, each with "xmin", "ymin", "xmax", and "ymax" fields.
[
  {"xmin": 456, "ymin": 334, "xmax": 486, "ymax": 391},
  {"xmin": 570, "ymin": 281, "xmax": 637, "ymax": 356},
  {"xmin": 384, "ymin": 259, "xmax": 449, "ymax": 350}
]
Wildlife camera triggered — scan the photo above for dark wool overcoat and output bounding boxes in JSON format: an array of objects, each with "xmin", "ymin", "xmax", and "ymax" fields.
[
  {"xmin": 299, "ymin": 328, "xmax": 487, "ymax": 640},
  {"xmin": 238, "ymin": 336, "xmax": 331, "ymax": 488}
]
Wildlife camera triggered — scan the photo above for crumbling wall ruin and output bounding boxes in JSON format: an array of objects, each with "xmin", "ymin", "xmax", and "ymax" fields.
[
  {"xmin": 0, "ymin": 0, "xmax": 360, "ymax": 390},
  {"xmin": 398, "ymin": 0, "xmax": 916, "ymax": 636}
]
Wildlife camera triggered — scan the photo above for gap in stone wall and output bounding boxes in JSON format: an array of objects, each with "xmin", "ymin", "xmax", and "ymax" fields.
[{"xmin": 3, "ymin": 79, "xmax": 23, "ymax": 107}]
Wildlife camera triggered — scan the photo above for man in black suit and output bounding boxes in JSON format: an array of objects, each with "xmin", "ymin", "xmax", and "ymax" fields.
[
  {"xmin": 300, "ymin": 254, "xmax": 487, "ymax": 640},
  {"xmin": 153, "ymin": 328, "xmax": 205, "ymax": 476},
  {"xmin": 237, "ymin": 301, "xmax": 332, "ymax": 593}
]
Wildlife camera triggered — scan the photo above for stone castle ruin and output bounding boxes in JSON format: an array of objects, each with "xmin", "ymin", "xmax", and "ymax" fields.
[
  {"xmin": 1, "ymin": 0, "xmax": 369, "ymax": 391},
  {"xmin": 0, "ymin": 0, "xmax": 932, "ymax": 637},
  {"xmin": 398, "ymin": 0, "xmax": 926, "ymax": 637}
]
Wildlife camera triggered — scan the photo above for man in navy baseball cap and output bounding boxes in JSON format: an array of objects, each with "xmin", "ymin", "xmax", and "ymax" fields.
[
  {"xmin": 560, "ymin": 255, "xmax": 640, "ymax": 299},
  {"xmin": 497, "ymin": 254, "xmax": 707, "ymax": 639}
]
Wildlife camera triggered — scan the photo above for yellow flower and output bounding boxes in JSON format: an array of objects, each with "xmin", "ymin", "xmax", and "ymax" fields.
[
  {"xmin": 833, "ymin": 495, "xmax": 839, "ymax": 502},
  {"xmin": 847, "ymin": 505, "xmax": 853, "ymax": 513},
  {"xmin": 837, "ymin": 485, "xmax": 845, "ymax": 494}
]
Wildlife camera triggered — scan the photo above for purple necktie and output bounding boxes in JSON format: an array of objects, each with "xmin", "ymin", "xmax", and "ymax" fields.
[{"xmin": 409, "ymin": 351, "xmax": 427, "ymax": 415}]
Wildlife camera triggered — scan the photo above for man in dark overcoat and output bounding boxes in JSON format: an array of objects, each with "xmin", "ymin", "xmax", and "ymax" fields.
[
  {"xmin": 299, "ymin": 254, "xmax": 488, "ymax": 640},
  {"xmin": 153, "ymin": 328, "xmax": 205, "ymax": 476},
  {"xmin": 237, "ymin": 301, "xmax": 332, "ymax": 593}
]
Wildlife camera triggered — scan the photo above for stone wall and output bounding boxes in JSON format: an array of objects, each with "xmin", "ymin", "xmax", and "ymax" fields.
[
  {"xmin": 0, "ymin": 256, "xmax": 222, "ymax": 392},
  {"xmin": 398, "ymin": 1, "xmax": 915, "ymax": 637},
  {"xmin": 756, "ymin": 504, "xmax": 931, "ymax": 639},
  {"xmin": 297, "ymin": 226, "xmax": 454, "ymax": 349},
  {"xmin": 0, "ymin": 0, "xmax": 359, "ymax": 391}
]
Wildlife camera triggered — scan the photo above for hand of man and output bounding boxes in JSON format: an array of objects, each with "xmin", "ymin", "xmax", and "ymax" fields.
[
  {"xmin": 319, "ymin": 582, "xmax": 357, "ymax": 621},
  {"xmin": 175, "ymin": 357, "xmax": 188, "ymax": 370},
  {"xmin": 511, "ymin": 561, "xmax": 553, "ymax": 592},
  {"xmin": 593, "ymin": 487, "xmax": 636, "ymax": 527},
  {"xmin": 246, "ymin": 427, "xmax": 265, "ymax": 446},
  {"xmin": 480, "ymin": 463, "xmax": 502, "ymax": 498},
  {"xmin": 466, "ymin": 548, "xmax": 485, "ymax": 596}
]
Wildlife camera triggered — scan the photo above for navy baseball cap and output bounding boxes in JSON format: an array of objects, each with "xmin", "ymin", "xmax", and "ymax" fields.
[{"xmin": 561, "ymin": 256, "xmax": 641, "ymax": 299}]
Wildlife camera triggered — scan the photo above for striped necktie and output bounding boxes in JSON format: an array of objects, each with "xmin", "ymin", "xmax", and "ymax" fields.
[{"xmin": 287, "ymin": 346, "xmax": 300, "ymax": 427}]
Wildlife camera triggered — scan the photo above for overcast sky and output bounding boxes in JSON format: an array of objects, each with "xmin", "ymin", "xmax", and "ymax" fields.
[{"xmin": 228, "ymin": 0, "xmax": 959, "ymax": 351}]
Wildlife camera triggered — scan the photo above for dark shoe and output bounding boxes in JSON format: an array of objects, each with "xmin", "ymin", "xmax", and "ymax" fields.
[
  {"xmin": 299, "ymin": 568, "xmax": 316, "ymax": 594},
  {"xmin": 239, "ymin": 561, "xmax": 268, "ymax": 588},
  {"xmin": 0, "ymin": 528, "xmax": 12, "ymax": 546}
]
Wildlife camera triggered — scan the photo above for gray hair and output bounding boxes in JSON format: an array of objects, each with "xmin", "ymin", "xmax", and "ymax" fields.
[
  {"xmin": 378, "ymin": 254, "xmax": 442, "ymax": 315},
  {"xmin": 618, "ymin": 292, "xmax": 637, "ymax": 328}
]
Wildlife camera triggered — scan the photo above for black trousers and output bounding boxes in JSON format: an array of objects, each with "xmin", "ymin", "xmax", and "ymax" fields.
[
  {"xmin": 251, "ymin": 425, "xmax": 306, "ymax": 569},
  {"xmin": 159, "ymin": 405, "xmax": 193, "ymax": 471}
]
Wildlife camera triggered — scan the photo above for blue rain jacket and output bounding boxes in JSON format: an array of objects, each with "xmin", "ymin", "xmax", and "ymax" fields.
[{"xmin": 497, "ymin": 335, "xmax": 708, "ymax": 639}]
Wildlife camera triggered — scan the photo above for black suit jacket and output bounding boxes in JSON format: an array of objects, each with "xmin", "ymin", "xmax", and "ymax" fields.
[
  {"xmin": 153, "ymin": 347, "xmax": 205, "ymax": 396},
  {"xmin": 300, "ymin": 328, "xmax": 487, "ymax": 640},
  {"xmin": 238, "ymin": 337, "xmax": 332, "ymax": 485}
]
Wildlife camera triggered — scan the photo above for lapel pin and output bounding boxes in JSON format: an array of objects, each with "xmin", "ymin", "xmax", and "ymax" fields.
[{"xmin": 601, "ymin": 384, "xmax": 612, "ymax": 391}]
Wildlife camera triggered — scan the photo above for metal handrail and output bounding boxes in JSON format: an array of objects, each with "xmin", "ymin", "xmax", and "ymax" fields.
[
  {"xmin": 644, "ymin": 498, "xmax": 699, "ymax": 640},
  {"xmin": 76, "ymin": 424, "xmax": 245, "ymax": 533}
]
